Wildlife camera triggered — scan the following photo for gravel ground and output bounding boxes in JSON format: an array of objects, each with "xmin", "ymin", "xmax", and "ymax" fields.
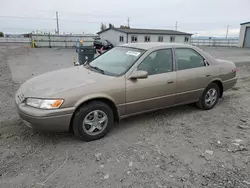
[
  {"xmin": 200, "ymin": 47, "xmax": 250, "ymax": 64},
  {"xmin": 1, "ymin": 46, "xmax": 250, "ymax": 188}
]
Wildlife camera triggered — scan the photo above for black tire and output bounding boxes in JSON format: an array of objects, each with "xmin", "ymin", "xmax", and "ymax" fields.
[
  {"xmin": 72, "ymin": 101, "xmax": 114, "ymax": 141},
  {"xmin": 196, "ymin": 83, "xmax": 220, "ymax": 110}
]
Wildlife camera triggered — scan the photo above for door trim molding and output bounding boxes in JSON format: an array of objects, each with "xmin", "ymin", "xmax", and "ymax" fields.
[
  {"xmin": 126, "ymin": 93, "xmax": 176, "ymax": 105},
  {"xmin": 121, "ymin": 99, "xmax": 198, "ymax": 119},
  {"xmin": 175, "ymin": 88, "xmax": 204, "ymax": 96}
]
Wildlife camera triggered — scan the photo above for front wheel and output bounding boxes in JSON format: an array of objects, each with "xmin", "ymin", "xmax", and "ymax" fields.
[
  {"xmin": 72, "ymin": 101, "xmax": 114, "ymax": 141},
  {"xmin": 197, "ymin": 83, "xmax": 220, "ymax": 110}
]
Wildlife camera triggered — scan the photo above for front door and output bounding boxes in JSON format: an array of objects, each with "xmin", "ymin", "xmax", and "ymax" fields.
[
  {"xmin": 174, "ymin": 48, "xmax": 213, "ymax": 104},
  {"xmin": 125, "ymin": 48, "xmax": 177, "ymax": 115}
]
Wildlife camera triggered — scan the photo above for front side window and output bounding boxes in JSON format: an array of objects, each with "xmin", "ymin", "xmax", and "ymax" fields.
[
  {"xmin": 89, "ymin": 47, "xmax": 144, "ymax": 76},
  {"xmin": 144, "ymin": 36, "xmax": 151, "ymax": 42},
  {"xmin": 137, "ymin": 49, "xmax": 173, "ymax": 75},
  {"xmin": 170, "ymin": 36, "xmax": 175, "ymax": 42},
  {"xmin": 175, "ymin": 48, "xmax": 205, "ymax": 70},
  {"xmin": 131, "ymin": 36, "xmax": 138, "ymax": 42}
]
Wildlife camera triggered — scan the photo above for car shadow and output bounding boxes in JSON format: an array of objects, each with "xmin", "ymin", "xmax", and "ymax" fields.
[
  {"xmin": 112, "ymin": 103, "xmax": 200, "ymax": 133},
  {"xmin": 14, "ymin": 104, "xmax": 197, "ymax": 143},
  {"xmin": 111, "ymin": 93, "xmax": 237, "ymax": 134},
  {"xmin": 16, "ymin": 97, "xmax": 233, "ymax": 143}
]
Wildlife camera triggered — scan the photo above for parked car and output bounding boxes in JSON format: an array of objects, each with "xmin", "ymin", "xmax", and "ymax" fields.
[
  {"xmin": 15, "ymin": 43, "xmax": 237, "ymax": 141},
  {"xmin": 94, "ymin": 38, "xmax": 113, "ymax": 50}
]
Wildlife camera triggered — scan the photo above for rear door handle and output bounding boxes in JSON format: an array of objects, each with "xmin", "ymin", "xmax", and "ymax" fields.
[
  {"xmin": 168, "ymin": 81, "xmax": 174, "ymax": 84},
  {"xmin": 206, "ymin": 74, "xmax": 211, "ymax": 77}
]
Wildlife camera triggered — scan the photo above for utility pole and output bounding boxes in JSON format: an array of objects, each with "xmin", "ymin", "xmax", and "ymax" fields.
[
  {"xmin": 127, "ymin": 17, "xmax": 130, "ymax": 28},
  {"xmin": 175, "ymin": 21, "xmax": 178, "ymax": 31},
  {"xmin": 225, "ymin": 25, "xmax": 229, "ymax": 39},
  {"xmin": 56, "ymin": 11, "xmax": 59, "ymax": 35}
]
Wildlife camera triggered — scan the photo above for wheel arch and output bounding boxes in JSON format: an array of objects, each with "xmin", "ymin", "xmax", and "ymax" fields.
[
  {"xmin": 210, "ymin": 79, "xmax": 224, "ymax": 98},
  {"xmin": 69, "ymin": 96, "xmax": 120, "ymax": 132}
]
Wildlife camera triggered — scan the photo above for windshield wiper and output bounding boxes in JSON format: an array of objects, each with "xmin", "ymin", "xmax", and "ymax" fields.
[
  {"xmin": 83, "ymin": 62, "xmax": 104, "ymax": 74},
  {"xmin": 83, "ymin": 61, "xmax": 89, "ymax": 66},
  {"xmin": 83, "ymin": 61, "xmax": 105, "ymax": 75},
  {"xmin": 89, "ymin": 65, "xmax": 105, "ymax": 74}
]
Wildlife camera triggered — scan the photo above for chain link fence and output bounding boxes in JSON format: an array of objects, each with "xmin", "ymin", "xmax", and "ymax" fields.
[{"xmin": 191, "ymin": 38, "xmax": 239, "ymax": 47}]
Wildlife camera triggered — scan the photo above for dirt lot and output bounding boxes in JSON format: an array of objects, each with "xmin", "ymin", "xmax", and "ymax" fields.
[{"xmin": 1, "ymin": 46, "xmax": 250, "ymax": 188}]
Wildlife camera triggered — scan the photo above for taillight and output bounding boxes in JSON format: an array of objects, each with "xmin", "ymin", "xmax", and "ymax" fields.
[{"xmin": 232, "ymin": 68, "xmax": 238, "ymax": 73}]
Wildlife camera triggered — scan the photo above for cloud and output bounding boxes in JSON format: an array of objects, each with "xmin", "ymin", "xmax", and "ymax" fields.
[{"xmin": 0, "ymin": 0, "xmax": 249, "ymax": 36}]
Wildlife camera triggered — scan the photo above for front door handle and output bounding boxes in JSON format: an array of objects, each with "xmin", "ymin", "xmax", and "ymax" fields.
[{"xmin": 168, "ymin": 81, "xmax": 174, "ymax": 84}]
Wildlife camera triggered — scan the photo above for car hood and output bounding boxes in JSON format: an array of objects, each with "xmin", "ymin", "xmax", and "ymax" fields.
[{"xmin": 16, "ymin": 66, "xmax": 112, "ymax": 99}]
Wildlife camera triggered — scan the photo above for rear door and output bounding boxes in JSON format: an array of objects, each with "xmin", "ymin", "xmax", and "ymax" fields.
[
  {"xmin": 174, "ymin": 48, "xmax": 213, "ymax": 104},
  {"xmin": 125, "ymin": 48, "xmax": 177, "ymax": 115}
]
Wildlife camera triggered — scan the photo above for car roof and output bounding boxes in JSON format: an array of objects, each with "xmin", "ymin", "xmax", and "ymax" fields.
[{"xmin": 120, "ymin": 42, "xmax": 193, "ymax": 50}]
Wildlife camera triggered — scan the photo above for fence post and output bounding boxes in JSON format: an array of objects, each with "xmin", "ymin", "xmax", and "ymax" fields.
[
  {"xmin": 65, "ymin": 36, "xmax": 67, "ymax": 48},
  {"xmin": 49, "ymin": 33, "xmax": 51, "ymax": 48},
  {"xmin": 30, "ymin": 33, "xmax": 32, "ymax": 47}
]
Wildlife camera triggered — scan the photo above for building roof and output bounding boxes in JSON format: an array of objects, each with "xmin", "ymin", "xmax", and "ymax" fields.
[
  {"xmin": 240, "ymin": 21, "xmax": 250, "ymax": 25},
  {"xmin": 120, "ymin": 42, "xmax": 193, "ymax": 50},
  {"xmin": 97, "ymin": 27, "xmax": 192, "ymax": 35}
]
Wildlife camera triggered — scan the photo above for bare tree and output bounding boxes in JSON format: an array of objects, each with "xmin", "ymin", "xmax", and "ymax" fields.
[
  {"xmin": 108, "ymin": 23, "xmax": 114, "ymax": 28},
  {"xmin": 120, "ymin": 25, "xmax": 130, "ymax": 29},
  {"xmin": 100, "ymin": 23, "xmax": 107, "ymax": 31}
]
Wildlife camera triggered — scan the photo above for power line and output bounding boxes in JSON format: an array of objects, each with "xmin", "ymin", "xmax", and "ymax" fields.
[
  {"xmin": 1, "ymin": 27, "xmax": 54, "ymax": 30},
  {"xmin": 31, "ymin": 9, "xmax": 139, "ymax": 18},
  {"xmin": 0, "ymin": 15, "xmax": 106, "ymax": 24},
  {"xmin": 59, "ymin": 19, "xmax": 101, "ymax": 23},
  {"xmin": 0, "ymin": 12, "xmax": 129, "ymax": 20},
  {"xmin": 0, "ymin": 15, "xmax": 55, "ymax": 20}
]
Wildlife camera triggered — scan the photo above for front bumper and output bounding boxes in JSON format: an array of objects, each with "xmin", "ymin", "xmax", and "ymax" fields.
[{"xmin": 17, "ymin": 103, "xmax": 74, "ymax": 132}]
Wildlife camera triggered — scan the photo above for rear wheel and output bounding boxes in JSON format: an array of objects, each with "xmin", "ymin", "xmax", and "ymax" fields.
[
  {"xmin": 197, "ymin": 83, "xmax": 220, "ymax": 110},
  {"xmin": 73, "ymin": 101, "xmax": 114, "ymax": 141}
]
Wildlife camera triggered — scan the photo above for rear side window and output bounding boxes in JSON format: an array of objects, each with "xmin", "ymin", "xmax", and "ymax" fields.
[{"xmin": 175, "ymin": 48, "xmax": 205, "ymax": 70}]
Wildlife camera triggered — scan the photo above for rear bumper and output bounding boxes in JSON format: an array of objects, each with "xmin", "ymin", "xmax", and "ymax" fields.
[
  {"xmin": 223, "ymin": 77, "xmax": 238, "ymax": 91},
  {"xmin": 17, "ymin": 103, "xmax": 74, "ymax": 132}
]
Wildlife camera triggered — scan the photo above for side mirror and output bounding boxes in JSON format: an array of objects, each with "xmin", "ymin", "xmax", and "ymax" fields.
[{"xmin": 129, "ymin": 70, "xmax": 148, "ymax": 79}]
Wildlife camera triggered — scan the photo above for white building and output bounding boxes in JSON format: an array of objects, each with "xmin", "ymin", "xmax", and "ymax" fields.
[
  {"xmin": 238, "ymin": 21, "xmax": 250, "ymax": 48},
  {"xmin": 97, "ymin": 27, "xmax": 192, "ymax": 46}
]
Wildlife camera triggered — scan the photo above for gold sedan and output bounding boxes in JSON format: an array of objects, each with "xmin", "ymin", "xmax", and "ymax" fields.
[{"xmin": 15, "ymin": 43, "xmax": 237, "ymax": 141}]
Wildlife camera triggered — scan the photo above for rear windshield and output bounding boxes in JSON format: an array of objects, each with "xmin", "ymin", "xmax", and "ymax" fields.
[{"xmin": 89, "ymin": 47, "xmax": 145, "ymax": 76}]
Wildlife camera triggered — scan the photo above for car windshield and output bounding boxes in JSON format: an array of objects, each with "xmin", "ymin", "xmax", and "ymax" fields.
[
  {"xmin": 102, "ymin": 40, "xmax": 108, "ymax": 45},
  {"xmin": 89, "ymin": 47, "xmax": 145, "ymax": 76},
  {"xmin": 105, "ymin": 40, "xmax": 111, "ymax": 44}
]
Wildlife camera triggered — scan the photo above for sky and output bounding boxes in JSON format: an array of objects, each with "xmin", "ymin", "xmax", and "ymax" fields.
[{"xmin": 1, "ymin": 0, "xmax": 250, "ymax": 37}]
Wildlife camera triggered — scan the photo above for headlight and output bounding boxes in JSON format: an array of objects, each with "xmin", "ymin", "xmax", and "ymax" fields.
[{"xmin": 26, "ymin": 98, "xmax": 64, "ymax": 109}]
